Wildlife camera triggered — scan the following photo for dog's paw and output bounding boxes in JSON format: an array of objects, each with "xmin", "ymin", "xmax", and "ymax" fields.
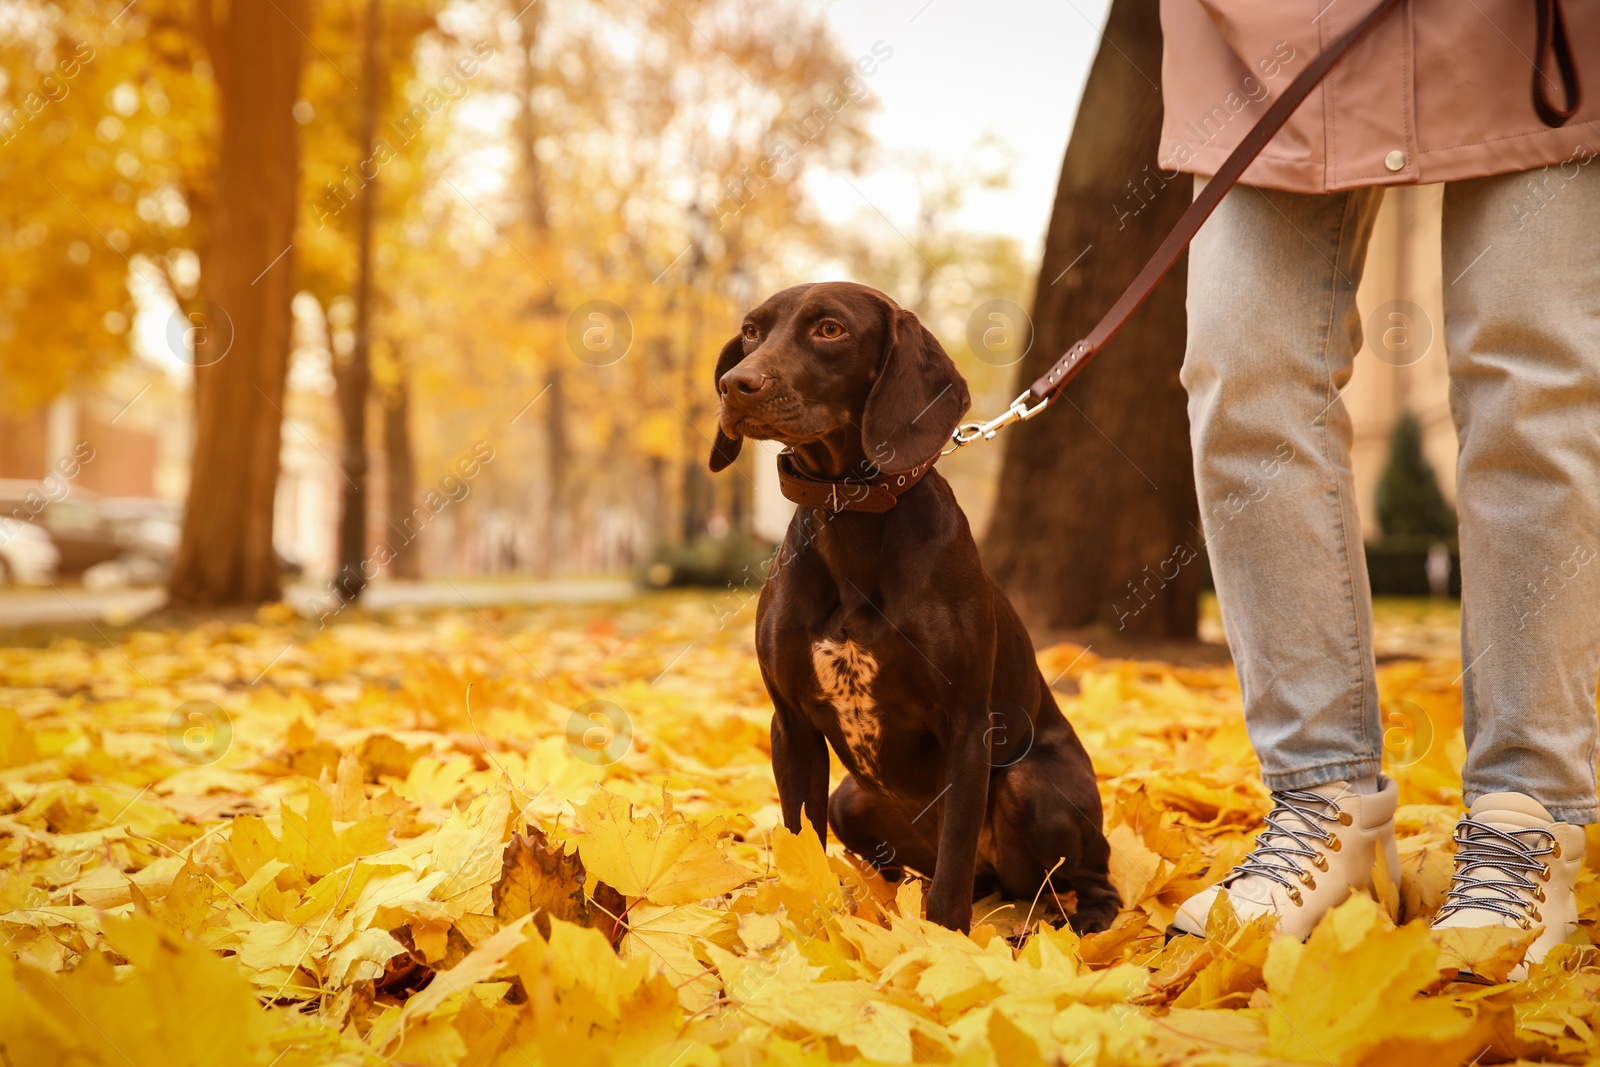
[{"xmin": 1067, "ymin": 903, "xmax": 1119, "ymax": 936}]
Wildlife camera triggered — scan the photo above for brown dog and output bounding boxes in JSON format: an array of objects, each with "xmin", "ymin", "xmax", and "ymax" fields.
[{"xmin": 709, "ymin": 281, "xmax": 1118, "ymax": 933}]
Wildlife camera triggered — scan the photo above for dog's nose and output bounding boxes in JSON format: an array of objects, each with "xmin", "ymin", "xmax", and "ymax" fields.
[{"xmin": 719, "ymin": 365, "xmax": 770, "ymax": 398}]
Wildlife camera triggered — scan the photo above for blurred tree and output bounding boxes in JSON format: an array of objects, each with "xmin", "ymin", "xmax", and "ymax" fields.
[
  {"xmin": 169, "ymin": 0, "xmax": 307, "ymax": 606},
  {"xmin": 331, "ymin": 0, "xmax": 384, "ymax": 603},
  {"xmin": 843, "ymin": 142, "xmax": 1019, "ymax": 320},
  {"xmin": 380, "ymin": 361, "xmax": 420, "ymax": 578},
  {"xmin": 5, "ymin": 0, "xmax": 889, "ymax": 593},
  {"xmin": 983, "ymin": 0, "xmax": 1200, "ymax": 641},
  {"xmin": 839, "ymin": 145, "xmax": 1029, "ymax": 417},
  {"xmin": 509, "ymin": 0, "xmax": 568, "ymax": 576},
  {"xmin": 0, "ymin": 0, "xmax": 212, "ymax": 410},
  {"xmin": 1375, "ymin": 411, "xmax": 1456, "ymax": 542},
  {"xmin": 295, "ymin": 0, "xmax": 442, "ymax": 589},
  {"xmin": 429, "ymin": 0, "xmax": 878, "ymax": 568}
]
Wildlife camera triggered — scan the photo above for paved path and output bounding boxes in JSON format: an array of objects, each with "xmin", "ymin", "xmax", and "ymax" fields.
[
  {"xmin": 285, "ymin": 579, "xmax": 636, "ymax": 616},
  {"xmin": 0, "ymin": 587, "xmax": 168, "ymax": 630},
  {"xmin": 0, "ymin": 579, "xmax": 637, "ymax": 630}
]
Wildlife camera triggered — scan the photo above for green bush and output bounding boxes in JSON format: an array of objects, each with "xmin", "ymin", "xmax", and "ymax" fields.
[
  {"xmin": 640, "ymin": 532, "xmax": 777, "ymax": 589},
  {"xmin": 1374, "ymin": 411, "xmax": 1456, "ymax": 541}
]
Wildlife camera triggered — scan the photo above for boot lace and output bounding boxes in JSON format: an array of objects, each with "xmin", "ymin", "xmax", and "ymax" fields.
[
  {"xmin": 1435, "ymin": 816, "xmax": 1557, "ymax": 928},
  {"xmin": 1228, "ymin": 789, "xmax": 1349, "ymax": 902}
]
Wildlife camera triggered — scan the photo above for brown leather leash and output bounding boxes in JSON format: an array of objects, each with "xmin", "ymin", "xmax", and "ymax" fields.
[{"xmin": 943, "ymin": 0, "xmax": 1580, "ymax": 456}]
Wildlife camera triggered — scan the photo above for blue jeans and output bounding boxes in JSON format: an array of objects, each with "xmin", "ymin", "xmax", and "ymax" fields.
[{"xmin": 1182, "ymin": 162, "xmax": 1600, "ymax": 824}]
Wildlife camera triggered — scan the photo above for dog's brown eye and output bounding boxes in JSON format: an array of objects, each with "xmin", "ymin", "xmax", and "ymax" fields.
[
  {"xmin": 741, "ymin": 323, "xmax": 759, "ymax": 341},
  {"xmin": 816, "ymin": 320, "xmax": 845, "ymax": 340}
]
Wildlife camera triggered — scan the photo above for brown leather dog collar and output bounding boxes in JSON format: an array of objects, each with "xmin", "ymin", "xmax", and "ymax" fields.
[{"xmin": 776, "ymin": 450, "xmax": 931, "ymax": 514}]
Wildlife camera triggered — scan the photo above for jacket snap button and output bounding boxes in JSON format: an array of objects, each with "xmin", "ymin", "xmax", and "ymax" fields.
[{"xmin": 1384, "ymin": 149, "xmax": 1406, "ymax": 172}]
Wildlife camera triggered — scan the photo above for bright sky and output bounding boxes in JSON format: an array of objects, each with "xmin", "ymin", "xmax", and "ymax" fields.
[{"xmin": 813, "ymin": 0, "xmax": 1112, "ymax": 262}]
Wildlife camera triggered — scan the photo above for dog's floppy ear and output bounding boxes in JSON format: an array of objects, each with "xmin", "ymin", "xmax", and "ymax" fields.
[
  {"xmin": 709, "ymin": 334, "xmax": 745, "ymax": 472},
  {"xmin": 861, "ymin": 306, "xmax": 970, "ymax": 474}
]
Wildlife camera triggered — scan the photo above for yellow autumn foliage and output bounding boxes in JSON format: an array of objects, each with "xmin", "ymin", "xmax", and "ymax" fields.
[{"xmin": 1, "ymin": 592, "xmax": 1597, "ymax": 1066}]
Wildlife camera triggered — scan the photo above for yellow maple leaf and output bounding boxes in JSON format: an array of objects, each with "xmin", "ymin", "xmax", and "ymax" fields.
[
  {"xmin": 1078, "ymin": 909, "xmax": 1150, "ymax": 966},
  {"xmin": 1167, "ymin": 898, "xmax": 1275, "ymax": 1009},
  {"xmin": 621, "ymin": 901, "xmax": 737, "ymax": 1010},
  {"xmin": 0, "ymin": 706, "xmax": 39, "ymax": 769},
  {"xmin": 1264, "ymin": 895, "xmax": 1489, "ymax": 1065},
  {"xmin": 706, "ymin": 941, "xmax": 946, "ymax": 1062},
  {"xmin": 4, "ymin": 914, "xmax": 273, "ymax": 1066},
  {"xmin": 397, "ymin": 913, "xmax": 534, "ymax": 1023},
  {"xmin": 1434, "ymin": 924, "xmax": 1541, "ymax": 985},
  {"xmin": 1105, "ymin": 822, "xmax": 1164, "ymax": 906},
  {"xmin": 986, "ymin": 1008, "xmax": 1051, "ymax": 1067},
  {"xmin": 573, "ymin": 788, "xmax": 755, "ymax": 905},
  {"xmin": 279, "ymin": 786, "xmax": 391, "ymax": 879},
  {"xmin": 492, "ymin": 826, "xmax": 623, "ymax": 938},
  {"xmin": 771, "ymin": 822, "xmax": 838, "ymax": 902}
]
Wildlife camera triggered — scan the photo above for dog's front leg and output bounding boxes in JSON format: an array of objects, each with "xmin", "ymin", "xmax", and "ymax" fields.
[
  {"xmin": 924, "ymin": 707, "xmax": 992, "ymax": 932},
  {"xmin": 771, "ymin": 700, "xmax": 830, "ymax": 845}
]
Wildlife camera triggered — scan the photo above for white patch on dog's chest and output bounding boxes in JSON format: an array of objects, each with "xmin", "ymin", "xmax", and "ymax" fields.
[{"xmin": 811, "ymin": 639, "xmax": 882, "ymax": 780}]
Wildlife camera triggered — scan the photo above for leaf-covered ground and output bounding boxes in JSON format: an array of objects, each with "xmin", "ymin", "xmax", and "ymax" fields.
[{"xmin": 2, "ymin": 591, "xmax": 1598, "ymax": 1066}]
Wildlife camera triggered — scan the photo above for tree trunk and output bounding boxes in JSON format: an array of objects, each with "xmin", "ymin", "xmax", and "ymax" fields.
[
  {"xmin": 983, "ymin": 0, "xmax": 1199, "ymax": 640},
  {"xmin": 383, "ymin": 369, "xmax": 422, "ymax": 579},
  {"xmin": 510, "ymin": 0, "xmax": 569, "ymax": 576},
  {"xmin": 515, "ymin": 3, "xmax": 550, "ymax": 234},
  {"xmin": 681, "ymin": 218, "xmax": 712, "ymax": 543},
  {"xmin": 541, "ymin": 368, "xmax": 569, "ymax": 572},
  {"xmin": 168, "ymin": 0, "xmax": 306, "ymax": 608},
  {"xmin": 334, "ymin": 0, "xmax": 383, "ymax": 601}
]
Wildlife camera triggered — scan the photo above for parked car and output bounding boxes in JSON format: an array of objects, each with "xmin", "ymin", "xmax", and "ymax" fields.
[
  {"xmin": 0, "ymin": 480, "xmax": 121, "ymax": 577},
  {"xmin": 0, "ymin": 521, "xmax": 61, "ymax": 585},
  {"xmin": 97, "ymin": 496, "xmax": 182, "ymax": 582},
  {"xmin": 0, "ymin": 482, "xmax": 303, "ymax": 586}
]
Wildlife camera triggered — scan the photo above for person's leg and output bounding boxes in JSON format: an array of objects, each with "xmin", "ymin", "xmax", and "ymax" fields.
[
  {"xmin": 1430, "ymin": 159, "xmax": 1600, "ymax": 976},
  {"xmin": 1172, "ymin": 180, "xmax": 1396, "ymax": 940},
  {"xmin": 1441, "ymin": 161, "xmax": 1600, "ymax": 825},
  {"xmin": 1183, "ymin": 180, "xmax": 1386, "ymax": 790}
]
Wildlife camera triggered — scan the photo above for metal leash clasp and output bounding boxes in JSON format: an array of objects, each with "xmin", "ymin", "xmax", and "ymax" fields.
[{"xmin": 942, "ymin": 390, "xmax": 1052, "ymax": 454}]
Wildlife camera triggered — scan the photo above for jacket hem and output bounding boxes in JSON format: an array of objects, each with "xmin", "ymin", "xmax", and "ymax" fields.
[{"xmin": 1172, "ymin": 121, "xmax": 1600, "ymax": 194}]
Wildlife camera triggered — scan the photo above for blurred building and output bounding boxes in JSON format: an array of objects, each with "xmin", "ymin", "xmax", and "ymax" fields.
[
  {"xmin": 0, "ymin": 363, "xmax": 188, "ymax": 499},
  {"xmin": 0, "ymin": 359, "xmax": 344, "ymax": 580},
  {"xmin": 1347, "ymin": 183, "xmax": 1456, "ymax": 541}
]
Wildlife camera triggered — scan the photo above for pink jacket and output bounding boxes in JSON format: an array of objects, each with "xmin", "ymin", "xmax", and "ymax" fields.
[{"xmin": 1159, "ymin": 0, "xmax": 1600, "ymax": 192}]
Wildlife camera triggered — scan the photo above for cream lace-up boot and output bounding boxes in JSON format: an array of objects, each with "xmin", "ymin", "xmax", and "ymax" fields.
[
  {"xmin": 1431, "ymin": 792, "xmax": 1584, "ymax": 981},
  {"xmin": 1170, "ymin": 778, "xmax": 1400, "ymax": 940}
]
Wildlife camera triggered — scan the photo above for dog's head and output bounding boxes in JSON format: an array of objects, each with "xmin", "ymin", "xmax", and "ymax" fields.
[{"xmin": 708, "ymin": 282, "xmax": 970, "ymax": 475}]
